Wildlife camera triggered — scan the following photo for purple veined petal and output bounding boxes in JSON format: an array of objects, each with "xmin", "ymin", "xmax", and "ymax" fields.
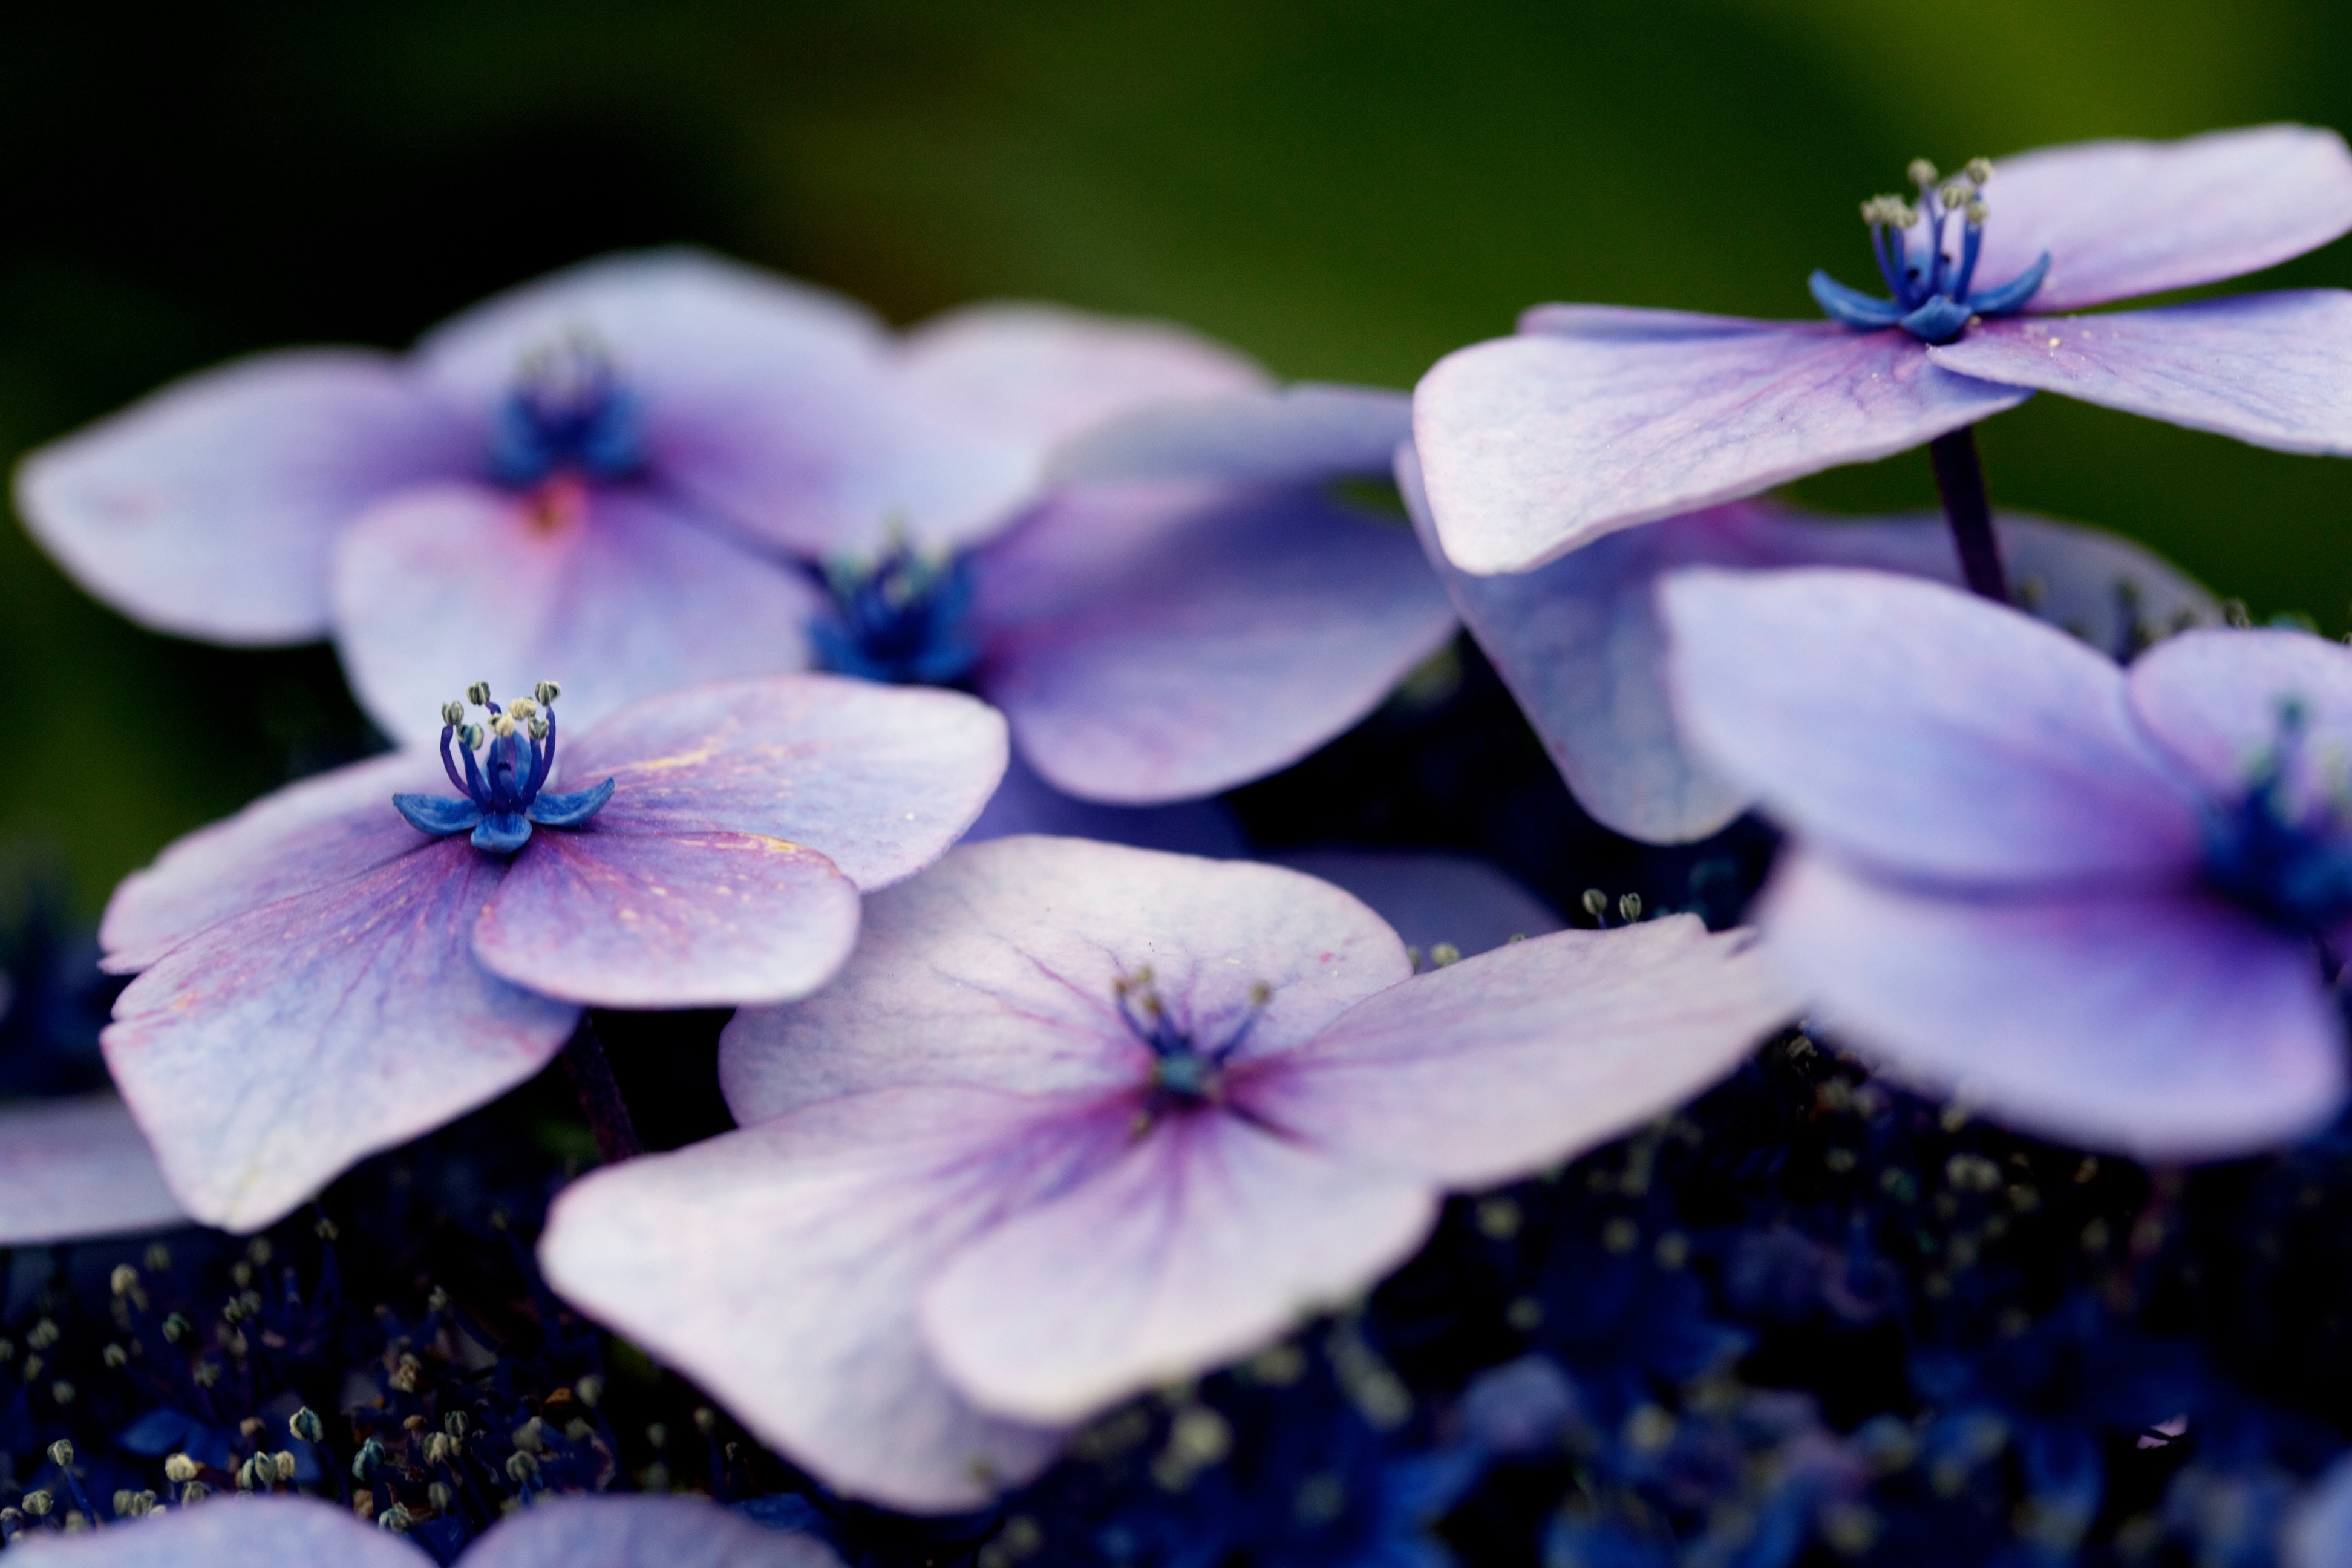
[
  {"xmin": 1244, "ymin": 918, "xmax": 1792, "ymax": 1189},
  {"xmin": 976, "ymin": 483, "xmax": 1456, "ymax": 803},
  {"xmin": 333, "ymin": 482, "xmax": 822, "ymax": 748},
  {"xmin": 1927, "ymin": 293, "xmax": 2352, "ymax": 456},
  {"xmin": 0, "ymin": 1093, "xmax": 187, "ymax": 1246},
  {"xmin": 2126, "ymin": 626, "xmax": 2352, "ymax": 812},
  {"xmin": 539, "ymin": 1087, "xmax": 1090, "ymax": 1512},
  {"xmin": 919, "ymin": 1110, "xmax": 1436, "ymax": 1424},
  {"xmin": 1758, "ymin": 849, "xmax": 2346, "ymax": 1160},
  {"xmin": 1267, "ymin": 848, "xmax": 1560, "ymax": 959},
  {"xmin": 104, "ymin": 841, "xmax": 577, "ymax": 1231},
  {"xmin": 1045, "ymin": 384, "xmax": 1413, "ymax": 488},
  {"xmin": 13, "ymin": 350, "xmax": 475, "ymax": 644},
  {"xmin": 720, "ymin": 835, "xmax": 1410, "ymax": 1124},
  {"xmin": 100, "ymin": 750, "xmax": 450, "ymax": 974},
  {"xmin": 2284, "ymin": 1452, "xmax": 2352, "ymax": 1568},
  {"xmin": 557, "ymin": 675, "xmax": 1007, "ymax": 892},
  {"xmin": 463, "ymin": 1494, "xmax": 846, "ymax": 1568},
  {"xmin": 5, "ymin": 1493, "xmax": 431, "ymax": 1565},
  {"xmin": 962, "ymin": 747, "xmax": 1249, "ymax": 858},
  {"xmin": 1661, "ymin": 567, "xmax": 2206, "ymax": 888},
  {"xmin": 1413, "ymin": 318, "xmax": 2030, "ymax": 574},
  {"xmin": 475, "ymin": 829, "xmax": 862, "ymax": 1008},
  {"xmin": 1968, "ymin": 125, "xmax": 2352, "ymax": 313}
]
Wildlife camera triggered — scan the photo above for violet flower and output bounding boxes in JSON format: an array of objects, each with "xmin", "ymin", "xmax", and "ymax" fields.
[
  {"xmin": 1415, "ymin": 126, "xmax": 2352, "ymax": 580},
  {"xmin": 1395, "ymin": 443, "xmax": 2216, "ymax": 843},
  {"xmin": 0, "ymin": 1094, "xmax": 184, "ymax": 1246},
  {"xmin": 1662, "ymin": 566, "xmax": 2352, "ymax": 1157},
  {"xmin": 97, "ymin": 675, "xmax": 1005, "ymax": 1231},
  {"xmin": 8, "ymin": 1491, "xmax": 841, "ymax": 1566},
  {"xmin": 538, "ymin": 835, "xmax": 1791, "ymax": 1511}
]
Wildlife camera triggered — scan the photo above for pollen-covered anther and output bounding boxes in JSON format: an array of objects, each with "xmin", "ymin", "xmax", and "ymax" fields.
[
  {"xmin": 1906, "ymin": 157, "xmax": 1939, "ymax": 189},
  {"xmin": 1965, "ymin": 155, "xmax": 1994, "ymax": 184}
]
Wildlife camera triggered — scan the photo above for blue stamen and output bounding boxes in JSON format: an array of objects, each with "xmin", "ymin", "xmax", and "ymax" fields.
[
  {"xmin": 393, "ymin": 681, "xmax": 614, "ymax": 855},
  {"xmin": 809, "ymin": 541, "xmax": 982, "ymax": 687},
  {"xmin": 1114, "ymin": 970, "xmax": 1275, "ymax": 1115},
  {"xmin": 489, "ymin": 336, "xmax": 645, "ymax": 488},
  {"xmin": 1815, "ymin": 159, "xmax": 2047, "ymax": 344},
  {"xmin": 2201, "ymin": 699, "xmax": 2352, "ymax": 936}
]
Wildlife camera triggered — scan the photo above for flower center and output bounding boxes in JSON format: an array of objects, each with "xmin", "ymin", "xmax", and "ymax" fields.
[
  {"xmin": 1113, "ymin": 967, "xmax": 1275, "ymax": 1116},
  {"xmin": 489, "ymin": 334, "xmax": 644, "ymax": 488},
  {"xmin": 1808, "ymin": 157, "xmax": 2050, "ymax": 344},
  {"xmin": 809, "ymin": 540, "xmax": 981, "ymax": 686},
  {"xmin": 392, "ymin": 681, "xmax": 616, "ymax": 855},
  {"xmin": 2201, "ymin": 699, "xmax": 2352, "ymax": 936}
]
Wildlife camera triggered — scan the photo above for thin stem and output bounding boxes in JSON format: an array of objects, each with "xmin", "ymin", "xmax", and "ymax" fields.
[
  {"xmin": 1927, "ymin": 425, "xmax": 2008, "ymax": 603},
  {"xmin": 560, "ymin": 1014, "xmax": 643, "ymax": 1163}
]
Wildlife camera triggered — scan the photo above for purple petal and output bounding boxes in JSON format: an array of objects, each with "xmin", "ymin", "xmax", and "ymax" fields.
[
  {"xmin": 465, "ymin": 1494, "xmax": 844, "ymax": 1568},
  {"xmin": 475, "ymin": 829, "xmax": 861, "ymax": 1008},
  {"xmin": 962, "ymin": 748, "xmax": 1249, "ymax": 857},
  {"xmin": 7, "ymin": 1494, "xmax": 429, "ymax": 1565},
  {"xmin": 538, "ymin": 1088, "xmax": 1081, "ymax": 1511},
  {"xmin": 919, "ymin": 1111, "xmax": 1436, "ymax": 1423},
  {"xmin": 1245, "ymin": 918, "xmax": 1791, "ymax": 1188},
  {"xmin": 0, "ymin": 1093, "xmax": 187, "ymax": 1246},
  {"xmin": 976, "ymin": 483, "xmax": 1456, "ymax": 802},
  {"xmin": 1268, "ymin": 848, "xmax": 1560, "ymax": 958},
  {"xmin": 1046, "ymin": 384, "xmax": 1413, "ymax": 488},
  {"xmin": 1759, "ymin": 850, "xmax": 2345, "ymax": 1159},
  {"xmin": 105, "ymin": 842, "xmax": 577, "ymax": 1230},
  {"xmin": 332, "ymin": 482, "xmax": 822, "ymax": 747},
  {"xmin": 13, "ymin": 350, "xmax": 473, "ymax": 644},
  {"xmin": 1414, "ymin": 318, "xmax": 2029, "ymax": 573},
  {"xmin": 720, "ymin": 835, "xmax": 1410, "ymax": 1123},
  {"xmin": 1661, "ymin": 567, "xmax": 2204, "ymax": 887},
  {"xmin": 1927, "ymin": 294, "xmax": 2352, "ymax": 456},
  {"xmin": 2285, "ymin": 1453, "xmax": 2352, "ymax": 1568},
  {"xmin": 1968, "ymin": 125, "xmax": 2352, "ymax": 313},
  {"xmin": 558, "ymin": 675, "xmax": 1007, "ymax": 891},
  {"xmin": 100, "ymin": 750, "xmax": 449, "ymax": 974},
  {"xmin": 2126, "ymin": 627, "xmax": 2352, "ymax": 802}
]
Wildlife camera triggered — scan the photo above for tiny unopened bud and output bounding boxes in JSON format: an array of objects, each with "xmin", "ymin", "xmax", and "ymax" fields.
[
  {"xmin": 1966, "ymin": 156, "xmax": 1994, "ymax": 185},
  {"xmin": 117, "ymin": 1490, "xmax": 157, "ymax": 1519},
  {"xmin": 425, "ymin": 1432, "xmax": 456, "ymax": 1466},
  {"xmin": 534, "ymin": 679, "xmax": 561, "ymax": 706},
  {"xmin": 1581, "ymin": 888, "xmax": 1608, "ymax": 920},
  {"xmin": 162, "ymin": 1312, "xmax": 191, "ymax": 1343},
  {"xmin": 428, "ymin": 1481, "xmax": 454, "ymax": 1512},
  {"xmin": 290, "ymin": 1407, "xmax": 325, "ymax": 1444},
  {"xmin": 573, "ymin": 1374, "xmax": 604, "ymax": 1408},
  {"xmin": 1618, "ymin": 893, "xmax": 1643, "ymax": 923},
  {"xmin": 47, "ymin": 1440, "xmax": 73, "ymax": 1468},
  {"xmin": 164, "ymin": 1454, "xmax": 201, "ymax": 1484},
  {"xmin": 511, "ymin": 1417, "xmax": 545, "ymax": 1454},
  {"xmin": 467, "ymin": 681, "xmax": 492, "ymax": 707},
  {"xmin": 353, "ymin": 1437, "xmax": 387, "ymax": 1480},
  {"xmin": 109, "ymin": 1264, "xmax": 139, "ymax": 1297},
  {"xmin": 1938, "ymin": 177, "xmax": 1975, "ymax": 211},
  {"xmin": 1430, "ymin": 942, "xmax": 1462, "ymax": 968},
  {"xmin": 273, "ymin": 1452, "xmax": 297, "ymax": 1482},
  {"xmin": 442, "ymin": 701, "xmax": 466, "ymax": 727},
  {"xmin": 180, "ymin": 1480, "xmax": 211, "ymax": 1505},
  {"xmin": 506, "ymin": 696, "xmax": 539, "ymax": 723},
  {"xmin": 235, "ymin": 1455, "xmax": 267, "ymax": 1491},
  {"xmin": 379, "ymin": 1503, "xmax": 415, "ymax": 1534},
  {"xmin": 102, "ymin": 1343, "xmax": 128, "ymax": 1368},
  {"xmin": 505, "ymin": 1451, "xmax": 539, "ymax": 1485},
  {"xmin": 1907, "ymin": 157, "xmax": 1938, "ymax": 189},
  {"xmin": 22, "ymin": 1491, "xmax": 52, "ymax": 1518},
  {"xmin": 489, "ymin": 712, "xmax": 518, "ymax": 739},
  {"xmin": 443, "ymin": 1410, "xmax": 471, "ymax": 1439}
]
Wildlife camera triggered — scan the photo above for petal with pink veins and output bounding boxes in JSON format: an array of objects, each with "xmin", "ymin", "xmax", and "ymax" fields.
[{"xmin": 0, "ymin": 1092, "xmax": 187, "ymax": 1246}]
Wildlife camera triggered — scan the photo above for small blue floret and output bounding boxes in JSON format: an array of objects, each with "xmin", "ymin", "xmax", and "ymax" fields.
[
  {"xmin": 811, "ymin": 543, "xmax": 982, "ymax": 687},
  {"xmin": 1813, "ymin": 159, "xmax": 2048, "ymax": 343},
  {"xmin": 393, "ymin": 682, "xmax": 614, "ymax": 857}
]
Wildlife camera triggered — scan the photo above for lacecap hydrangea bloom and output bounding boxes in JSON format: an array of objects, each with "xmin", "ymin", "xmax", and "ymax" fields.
[
  {"xmin": 1664, "ymin": 566, "xmax": 2352, "ymax": 1157},
  {"xmin": 538, "ymin": 836, "xmax": 1792, "ymax": 1511},
  {"xmin": 97, "ymin": 675, "xmax": 1005, "ymax": 1230},
  {"xmin": 1415, "ymin": 125, "xmax": 2352, "ymax": 575}
]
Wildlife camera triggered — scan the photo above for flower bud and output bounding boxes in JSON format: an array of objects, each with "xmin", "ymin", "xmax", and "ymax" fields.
[
  {"xmin": 506, "ymin": 696, "xmax": 538, "ymax": 722},
  {"xmin": 290, "ymin": 1407, "xmax": 325, "ymax": 1444},
  {"xmin": 505, "ymin": 1451, "xmax": 539, "ymax": 1485},
  {"xmin": 47, "ymin": 1440, "xmax": 73, "ymax": 1468},
  {"xmin": 353, "ymin": 1436, "xmax": 387, "ymax": 1480},
  {"xmin": 22, "ymin": 1491, "xmax": 52, "ymax": 1518},
  {"xmin": 273, "ymin": 1452, "xmax": 298, "ymax": 1482}
]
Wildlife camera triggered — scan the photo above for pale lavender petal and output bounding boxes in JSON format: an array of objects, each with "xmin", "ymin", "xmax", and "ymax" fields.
[
  {"xmin": 2285, "ymin": 1452, "xmax": 2352, "ymax": 1568},
  {"xmin": 475, "ymin": 829, "xmax": 861, "ymax": 1008},
  {"xmin": 978, "ymin": 484, "xmax": 1455, "ymax": 802},
  {"xmin": 962, "ymin": 748, "xmax": 1249, "ymax": 857},
  {"xmin": 105, "ymin": 843, "xmax": 576, "ymax": 1230},
  {"xmin": 538, "ymin": 1088, "xmax": 1083, "ymax": 1512},
  {"xmin": 332, "ymin": 482, "xmax": 821, "ymax": 747},
  {"xmin": 2126, "ymin": 627, "xmax": 2352, "ymax": 803},
  {"xmin": 465, "ymin": 1494, "xmax": 844, "ymax": 1568},
  {"xmin": 100, "ymin": 750, "xmax": 449, "ymax": 974},
  {"xmin": 1413, "ymin": 319, "xmax": 2027, "ymax": 573},
  {"xmin": 1661, "ymin": 568, "xmax": 2204, "ymax": 887},
  {"xmin": 7, "ymin": 1494, "xmax": 428, "ymax": 1565},
  {"xmin": 720, "ymin": 836, "xmax": 1410, "ymax": 1123},
  {"xmin": 1928, "ymin": 295, "xmax": 2352, "ymax": 456},
  {"xmin": 1967, "ymin": 125, "xmax": 2352, "ymax": 313},
  {"xmin": 1269, "ymin": 849, "xmax": 1560, "ymax": 958},
  {"xmin": 920, "ymin": 1112, "xmax": 1435, "ymax": 1423},
  {"xmin": 1759, "ymin": 850, "xmax": 2345, "ymax": 1159},
  {"xmin": 0, "ymin": 1093, "xmax": 186, "ymax": 1245},
  {"xmin": 1046, "ymin": 385, "xmax": 1412, "ymax": 488},
  {"xmin": 13, "ymin": 350, "xmax": 473, "ymax": 643},
  {"xmin": 1246, "ymin": 918, "xmax": 1791, "ymax": 1188},
  {"xmin": 558, "ymin": 676, "xmax": 1007, "ymax": 891}
]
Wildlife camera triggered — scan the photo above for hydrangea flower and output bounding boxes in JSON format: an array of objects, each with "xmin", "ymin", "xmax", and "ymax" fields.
[
  {"xmin": 97, "ymin": 675, "xmax": 1005, "ymax": 1231},
  {"xmin": 538, "ymin": 836, "xmax": 1792, "ymax": 1511},
  {"xmin": 1395, "ymin": 442, "xmax": 2216, "ymax": 842},
  {"xmin": 1662, "ymin": 566, "xmax": 2352, "ymax": 1156},
  {"xmin": 18, "ymin": 252, "xmax": 1452, "ymax": 809},
  {"xmin": 1415, "ymin": 125, "xmax": 2352, "ymax": 575},
  {"xmin": 7, "ymin": 1491, "xmax": 842, "ymax": 1565}
]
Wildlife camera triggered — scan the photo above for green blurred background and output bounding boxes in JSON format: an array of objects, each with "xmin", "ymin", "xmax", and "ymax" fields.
[{"xmin": 8, "ymin": 0, "xmax": 2352, "ymax": 910}]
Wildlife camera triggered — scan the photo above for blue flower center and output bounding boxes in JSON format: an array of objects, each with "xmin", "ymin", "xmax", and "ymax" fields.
[
  {"xmin": 489, "ymin": 336, "xmax": 645, "ymax": 488},
  {"xmin": 1114, "ymin": 968, "xmax": 1275, "ymax": 1113},
  {"xmin": 1808, "ymin": 157, "xmax": 2050, "ymax": 344},
  {"xmin": 809, "ymin": 541, "xmax": 981, "ymax": 686},
  {"xmin": 393, "ymin": 681, "xmax": 616, "ymax": 855},
  {"xmin": 2201, "ymin": 699, "xmax": 2352, "ymax": 935}
]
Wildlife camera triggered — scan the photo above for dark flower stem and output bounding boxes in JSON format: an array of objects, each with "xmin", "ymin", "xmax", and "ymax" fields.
[
  {"xmin": 560, "ymin": 1013, "xmax": 644, "ymax": 1163},
  {"xmin": 1928, "ymin": 425, "xmax": 2010, "ymax": 604}
]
